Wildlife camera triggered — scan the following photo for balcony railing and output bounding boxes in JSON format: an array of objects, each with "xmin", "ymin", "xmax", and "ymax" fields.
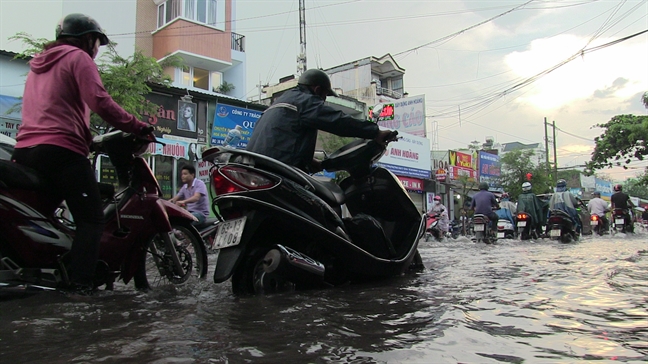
[
  {"xmin": 376, "ymin": 87, "xmax": 402, "ymax": 99},
  {"xmin": 231, "ymin": 33, "xmax": 245, "ymax": 52}
]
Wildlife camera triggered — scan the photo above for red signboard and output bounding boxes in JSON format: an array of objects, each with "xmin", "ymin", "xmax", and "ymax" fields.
[{"xmin": 397, "ymin": 176, "xmax": 423, "ymax": 191}]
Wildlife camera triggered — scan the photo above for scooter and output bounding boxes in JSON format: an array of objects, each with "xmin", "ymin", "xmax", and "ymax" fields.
[
  {"xmin": 590, "ymin": 214, "xmax": 609, "ymax": 236},
  {"xmin": 516, "ymin": 212, "xmax": 538, "ymax": 240},
  {"xmin": 547, "ymin": 209, "xmax": 579, "ymax": 243},
  {"xmin": 193, "ymin": 217, "xmax": 222, "ymax": 251},
  {"xmin": 0, "ymin": 130, "xmax": 207, "ymax": 292},
  {"xmin": 496, "ymin": 219, "xmax": 516, "ymax": 239},
  {"xmin": 612, "ymin": 208, "xmax": 633, "ymax": 234},
  {"xmin": 424, "ymin": 212, "xmax": 444, "ymax": 242},
  {"xmin": 201, "ymin": 131, "xmax": 425, "ymax": 295},
  {"xmin": 472, "ymin": 214, "xmax": 497, "ymax": 244}
]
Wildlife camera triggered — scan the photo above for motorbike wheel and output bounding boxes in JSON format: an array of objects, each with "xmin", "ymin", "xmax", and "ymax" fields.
[
  {"xmin": 231, "ymin": 247, "xmax": 296, "ymax": 296},
  {"xmin": 134, "ymin": 222, "xmax": 208, "ymax": 290}
]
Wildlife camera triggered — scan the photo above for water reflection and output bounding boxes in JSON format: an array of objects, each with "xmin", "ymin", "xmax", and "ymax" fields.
[{"xmin": 0, "ymin": 235, "xmax": 646, "ymax": 362}]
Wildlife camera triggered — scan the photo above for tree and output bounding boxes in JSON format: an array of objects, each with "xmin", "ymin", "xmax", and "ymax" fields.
[
  {"xmin": 586, "ymin": 114, "xmax": 648, "ymax": 172},
  {"xmin": 623, "ymin": 171, "xmax": 648, "ymax": 199},
  {"xmin": 500, "ymin": 149, "xmax": 552, "ymax": 197},
  {"xmin": 214, "ymin": 81, "xmax": 235, "ymax": 95},
  {"xmin": 8, "ymin": 32, "xmax": 183, "ymax": 135}
]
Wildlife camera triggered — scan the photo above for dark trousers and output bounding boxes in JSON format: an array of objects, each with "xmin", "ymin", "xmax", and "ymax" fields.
[{"xmin": 13, "ymin": 145, "xmax": 104, "ymax": 286}]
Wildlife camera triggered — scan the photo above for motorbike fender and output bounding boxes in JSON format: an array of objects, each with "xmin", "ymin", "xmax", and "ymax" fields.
[
  {"xmin": 154, "ymin": 199, "xmax": 197, "ymax": 232},
  {"xmin": 213, "ymin": 246, "xmax": 243, "ymax": 283}
]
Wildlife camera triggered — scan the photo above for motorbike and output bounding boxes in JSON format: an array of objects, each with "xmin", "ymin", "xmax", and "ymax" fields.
[
  {"xmin": 496, "ymin": 219, "xmax": 516, "ymax": 239},
  {"xmin": 0, "ymin": 130, "xmax": 207, "ymax": 293},
  {"xmin": 547, "ymin": 209, "xmax": 578, "ymax": 243},
  {"xmin": 201, "ymin": 132, "xmax": 425, "ymax": 295},
  {"xmin": 515, "ymin": 212, "xmax": 538, "ymax": 240},
  {"xmin": 193, "ymin": 217, "xmax": 222, "ymax": 251},
  {"xmin": 472, "ymin": 214, "xmax": 496, "ymax": 244},
  {"xmin": 424, "ymin": 212, "xmax": 445, "ymax": 242},
  {"xmin": 612, "ymin": 208, "xmax": 633, "ymax": 234},
  {"xmin": 590, "ymin": 214, "xmax": 609, "ymax": 236}
]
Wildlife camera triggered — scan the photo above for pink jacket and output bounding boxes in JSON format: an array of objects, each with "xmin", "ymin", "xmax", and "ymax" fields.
[{"xmin": 16, "ymin": 45, "xmax": 147, "ymax": 156}]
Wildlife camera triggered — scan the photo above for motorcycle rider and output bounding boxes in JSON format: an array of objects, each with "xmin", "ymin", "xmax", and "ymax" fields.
[
  {"xmin": 169, "ymin": 165, "xmax": 210, "ymax": 225},
  {"xmin": 427, "ymin": 195, "xmax": 449, "ymax": 237},
  {"xmin": 516, "ymin": 182, "xmax": 546, "ymax": 237},
  {"xmin": 11, "ymin": 14, "xmax": 151, "ymax": 295},
  {"xmin": 470, "ymin": 182, "xmax": 500, "ymax": 233},
  {"xmin": 548, "ymin": 179, "xmax": 582, "ymax": 235},
  {"xmin": 246, "ymin": 69, "xmax": 394, "ymax": 173},
  {"xmin": 610, "ymin": 184, "xmax": 635, "ymax": 231},
  {"xmin": 495, "ymin": 192, "xmax": 516, "ymax": 226},
  {"xmin": 587, "ymin": 191, "xmax": 609, "ymax": 232}
]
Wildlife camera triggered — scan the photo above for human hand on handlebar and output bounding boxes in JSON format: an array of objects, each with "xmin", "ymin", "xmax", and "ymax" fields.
[
  {"xmin": 374, "ymin": 130, "xmax": 399, "ymax": 146},
  {"xmin": 139, "ymin": 125, "xmax": 155, "ymax": 137}
]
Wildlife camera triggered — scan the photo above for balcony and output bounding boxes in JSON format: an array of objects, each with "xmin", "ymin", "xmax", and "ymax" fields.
[
  {"xmin": 376, "ymin": 87, "xmax": 402, "ymax": 99},
  {"xmin": 231, "ymin": 32, "xmax": 245, "ymax": 52}
]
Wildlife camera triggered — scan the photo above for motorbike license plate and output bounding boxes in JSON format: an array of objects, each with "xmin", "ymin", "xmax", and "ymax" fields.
[
  {"xmin": 474, "ymin": 224, "xmax": 485, "ymax": 232},
  {"xmin": 518, "ymin": 221, "xmax": 527, "ymax": 227},
  {"xmin": 615, "ymin": 219, "xmax": 624, "ymax": 225},
  {"xmin": 550, "ymin": 229, "xmax": 561, "ymax": 237},
  {"xmin": 213, "ymin": 217, "xmax": 247, "ymax": 249},
  {"xmin": 497, "ymin": 232, "xmax": 505, "ymax": 238},
  {"xmin": 590, "ymin": 220, "xmax": 598, "ymax": 226}
]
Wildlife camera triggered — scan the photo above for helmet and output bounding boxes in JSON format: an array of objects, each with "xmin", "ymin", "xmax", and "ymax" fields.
[
  {"xmin": 298, "ymin": 69, "xmax": 338, "ymax": 97},
  {"xmin": 556, "ymin": 179, "xmax": 567, "ymax": 188},
  {"xmin": 479, "ymin": 182, "xmax": 489, "ymax": 190},
  {"xmin": 501, "ymin": 192, "xmax": 510, "ymax": 199},
  {"xmin": 613, "ymin": 184, "xmax": 622, "ymax": 192},
  {"xmin": 56, "ymin": 13, "xmax": 109, "ymax": 45},
  {"xmin": 593, "ymin": 191, "xmax": 601, "ymax": 197},
  {"xmin": 434, "ymin": 195, "xmax": 441, "ymax": 201},
  {"xmin": 522, "ymin": 182, "xmax": 532, "ymax": 192}
]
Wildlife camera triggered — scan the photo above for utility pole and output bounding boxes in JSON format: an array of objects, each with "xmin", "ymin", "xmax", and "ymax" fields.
[
  {"xmin": 552, "ymin": 120, "xmax": 558, "ymax": 185},
  {"xmin": 296, "ymin": 0, "xmax": 307, "ymax": 75},
  {"xmin": 544, "ymin": 118, "xmax": 558, "ymax": 185}
]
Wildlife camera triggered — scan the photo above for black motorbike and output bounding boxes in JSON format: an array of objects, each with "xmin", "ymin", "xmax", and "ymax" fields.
[
  {"xmin": 516, "ymin": 212, "xmax": 539, "ymax": 240},
  {"xmin": 612, "ymin": 208, "xmax": 634, "ymax": 234},
  {"xmin": 201, "ymin": 133, "xmax": 425, "ymax": 295},
  {"xmin": 472, "ymin": 214, "xmax": 496, "ymax": 244},
  {"xmin": 590, "ymin": 214, "xmax": 609, "ymax": 236},
  {"xmin": 547, "ymin": 209, "xmax": 579, "ymax": 243}
]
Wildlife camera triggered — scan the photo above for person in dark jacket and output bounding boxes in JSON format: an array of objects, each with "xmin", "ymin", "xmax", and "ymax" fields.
[
  {"xmin": 470, "ymin": 182, "xmax": 500, "ymax": 231},
  {"xmin": 247, "ymin": 69, "xmax": 394, "ymax": 173},
  {"xmin": 516, "ymin": 182, "xmax": 546, "ymax": 236}
]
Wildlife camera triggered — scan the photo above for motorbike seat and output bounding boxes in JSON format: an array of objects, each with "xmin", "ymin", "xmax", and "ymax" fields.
[
  {"xmin": 194, "ymin": 217, "xmax": 221, "ymax": 230},
  {"xmin": 305, "ymin": 175, "xmax": 345, "ymax": 206},
  {"xmin": 0, "ymin": 159, "xmax": 44, "ymax": 191}
]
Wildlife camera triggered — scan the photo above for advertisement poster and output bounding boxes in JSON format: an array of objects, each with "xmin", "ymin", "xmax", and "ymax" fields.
[
  {"xmin": 146, "ymin": 136, "xmax": 201, "ymax": 161},
  {"xmin": 142, "ymin": 93, "xmax": 206, "ymax": 142},
  {"xmin": 377, "ymin": 131, "xmax": 431, "ymax": 179},
  {"xmin": 595, "ymin": 178, "xmax": 612, "ymax": 201},
  {"xmin": 376, "ymin": 95, "xmax": 426, "ymax": 137},
  {"xmin": 478, "ymin": 151, "xmax": 501, "ymax": 187},
  {"xmin": 448, "ymin": 150, "xmax": 477, "ymax": 180},
  {"xmin": 211, "ymin": 104, "xmax": 261, "ymax": 149}
]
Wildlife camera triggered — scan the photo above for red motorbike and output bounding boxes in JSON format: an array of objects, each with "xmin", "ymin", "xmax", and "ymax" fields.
[
  {"xmin": 0, "ymin": 131, "xmax": 207, "ymax": 292},
  {"xmin": 424, "ymin": 212, "xmax": 444, "ymax": 242}
]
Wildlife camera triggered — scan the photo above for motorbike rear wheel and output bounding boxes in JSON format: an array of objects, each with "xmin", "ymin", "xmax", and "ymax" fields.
[
  {"xmin": 231, "ymin": 247, "xmax": 296, "ymax": 296},
  {"xmin": 134, "ymin": 222, "xmax": 208, "ymax": 290}
]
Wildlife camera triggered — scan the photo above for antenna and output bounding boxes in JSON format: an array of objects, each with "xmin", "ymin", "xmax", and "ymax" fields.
[{"xmin": 296, "ymin": 0, "xmax": 307, "ymax": 75}]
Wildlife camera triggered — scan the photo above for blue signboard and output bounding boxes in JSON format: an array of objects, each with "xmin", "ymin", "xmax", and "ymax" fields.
[
  {"xmin": 595, "ymin": 178, "xmax": 612, "ymax": 200},
  {"xmin": 478, "ymin": 151, "xmax": 501, "ymax": 187},
  {"xmin": 211, "ymin": 104, "xmax": 261, "ymax": 149}
]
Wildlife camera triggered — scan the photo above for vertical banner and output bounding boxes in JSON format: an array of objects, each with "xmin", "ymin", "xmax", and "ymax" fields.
[
  {"xmin": 448, "ymin": 150, "xmax": 477, "ymax": 180},
  {"xmin": 478, "ymin": 151, "xmax": 501, "ymax": 187}
]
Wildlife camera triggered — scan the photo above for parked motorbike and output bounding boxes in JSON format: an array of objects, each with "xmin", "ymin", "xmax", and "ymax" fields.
[
  {"xmin": 0, "ymin": 130, "xmax": 207, "ymax": 292},
  {"xmin": 425, "ymin": 212, "xmax": 444, "ymax": 242},
  {"xmin": 201, "ymin": 131, "xmax": 425, "ymax": 295},
  {"xmin": 496, "ymin": 219, "xmax": 516, "ymax": 239},
  {"xmin": 516, "ymin": 212, "xmax": 538, "ymax": 240},
  {"xmin": 590, "ymin": 214, "xmax": 609, "ymax": 236},
  {"xmin": 472, "ymin": 214, "xmax": 496, "ymax": 244},
  {"xmin": 612, "ymin": 208, "xmax": 633, "ymax": 234},
  {"xmin": 449, "ymin": 220, "xmax": 460, "ymax": 239},
  {"xmin": 547, "ymin": 209, "xmax": 578, "ymax": 243},
  {"xmin": 193, "ymin": 217, "xmax": 222, "ymax": 251}
]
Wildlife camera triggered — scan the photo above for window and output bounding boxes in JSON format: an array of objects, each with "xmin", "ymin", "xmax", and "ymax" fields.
[
  {"xmin": 193, "ymin": 67, "xmax": 209, "ymax": 90},
  {"xmin": 158, "ymin": 0, "xmax": 221, "ymax": 29},
  {"xmin": 392, "ymin": 78, "xmax": 404, "ymax": 96},
  {"xmin": 176, "ymin": 66, "xmax": 223, "ymax": 92}
]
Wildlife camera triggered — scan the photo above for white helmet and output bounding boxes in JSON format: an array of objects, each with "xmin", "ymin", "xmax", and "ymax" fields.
[{"xmin": 522, "ymin": 182, "xmax": 532, "ymax": 192}]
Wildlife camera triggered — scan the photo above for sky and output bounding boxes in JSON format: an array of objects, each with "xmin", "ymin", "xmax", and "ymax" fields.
[
  {"xmin": 232, "ymin": 0, "xmax": 648, "ymax": 181},
  {"xmin": 0, "ymin": 0, "xmax": 646, "ymax": 181}
]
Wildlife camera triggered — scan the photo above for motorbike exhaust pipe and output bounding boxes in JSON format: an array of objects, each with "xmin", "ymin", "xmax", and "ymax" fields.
[{"xmin": 262, "ymin": 245, "xmax": 325, "ymax": 285}]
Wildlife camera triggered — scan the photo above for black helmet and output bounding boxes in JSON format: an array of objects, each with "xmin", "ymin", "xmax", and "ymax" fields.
[
  {"xmin": 556, "ymin": 179, "xmax": 567, "ymax": 188},
  {"xmin": 298, "ymin": 69, "xmax": 338, "ymax": 97},
  {"xmin": 593, "ymin": 191, "xmax": 601, "ymax": 197},
  {"xmin": 479, "ymin": 182, "xmax": 489, "ymax": 190},
  {"xmin": 56, "ymin": 13, "xmax": 109, "ymax": 45}
]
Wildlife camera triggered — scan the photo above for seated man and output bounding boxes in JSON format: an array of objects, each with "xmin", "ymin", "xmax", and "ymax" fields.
[
  {"xmin": 169, "ymin": 164, "xmax": 210, "ymax": 225},
  {"xmin": 470, "ymin": 182, "xmax": 500, "ymax": 232},
  {"xmin": 427, "ymin": 195, "xmax": 449, "ymax": 236},
  {"xmin": 587, "ymin": 191, "xmax": 609, "ymax": 231},
  {"xmin": 516, "ymin": 182, "xmax": 546, "ymax": 236},
  {"xmin": 548, "ymin": 179, "xmax": 582, "ymax": 234},
  {"xmin": 495, "ymin": 192, "xmax": 516, "ymax": 226}
]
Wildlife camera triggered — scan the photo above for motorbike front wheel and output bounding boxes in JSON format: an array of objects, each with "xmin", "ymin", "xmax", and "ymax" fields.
[{"xmin": 134, "ymin": 222, "xmax": 208, "ymax": 290}]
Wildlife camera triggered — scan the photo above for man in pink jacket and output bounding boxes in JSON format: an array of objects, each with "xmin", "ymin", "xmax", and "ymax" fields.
[{"xmin": 13, "ymin": 13, "xmax": 151, "ymax": 295}]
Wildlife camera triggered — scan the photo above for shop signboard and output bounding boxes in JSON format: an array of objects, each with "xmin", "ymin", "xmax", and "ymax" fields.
[
  {"xmin": 143, "ymin": 93, "xmax": 207, "ymax": 143},
  {"xmin": 448, "ymin": 150, "xmax": 477, "ymax": 180},
  {"xmin": 146, "ymin": 135, "xmax": 200, "ymax": 161},
  {"xmin": 478, "ymin": 151, "xmax": 501, "ymax": 187},
  {"xmin": 377, "ymin": 131, "xmax": 431, "ymax": 179},
  {"xmin": 376, "ymin": 95, "xmax": 426, "ymax": 137},
  {"xmin": 0, "ymin": 95, "xmax": 21, "ymax": 139},
  {"xmin": 397, "ymin": 176, "xmax": 424, "ymax": 191},
  {"xmin": 595, "ymin": 178, "xmax": 612, "ymax": 201},
  {"xmin": 211, "ymin": 104, "xmax": 262, "ymax": 149}
]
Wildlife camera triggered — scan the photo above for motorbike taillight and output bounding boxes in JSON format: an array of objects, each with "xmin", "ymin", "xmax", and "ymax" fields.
[
  {"xmin": 591, "ymin": 215, "xmax": 599, "ymax": 221},
  {"xmin": 517, "ymin": 213, "xmax": 528, "ymax": 220},
  {"xmin": 212, "ymin": 166, "xmax": 277, "ymax": 195}
]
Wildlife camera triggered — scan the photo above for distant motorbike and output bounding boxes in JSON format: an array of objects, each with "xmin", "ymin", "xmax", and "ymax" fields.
[
  {"xmin": 473, "ymin": 214, "xmax": 496, "ymax": 244},
  {"xmin": 515, "ymin": 212, "xmax": 538, "ymax": 240},
  {"xmin": 547, "ymin": 209, "xmax": 578, "ymax": 243},
  {"xmin": 496, "ymin": 219, "xmax": 516, "ymax": 239},
  {"xmin": 425, "ymin": 212, "xmax": 444, "ymax": 242},
  {"xmin": 612, "ymin": 208, "xmax": 633, "ymax": 234},
  {"xmin": 590, "ymin": 214, "xmax": 609, "ymax": 236},
  {"xmin": 202, "ymin": 130, "xmax": 425, "ymax": 295}
]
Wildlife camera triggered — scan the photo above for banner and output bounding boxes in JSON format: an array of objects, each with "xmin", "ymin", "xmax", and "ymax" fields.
[
  {"xmin": 448, "ymin": 150, "xmax": 477, "ymax": 180},
  {"xmin": 211, "ymin": 104, "xmax": 261, "ymax": 149},
  {"xmin": 377, "ymin": 132, "xmax": 431, "ymax": 179},
  {"xmin": 595, "ymin": 178, "xmax": 612, "ymax": 201},
  {"xmin": 376, "ymin": 95, "xmax": 426, "ymax": 137},
  {"xmin": 478, "ymin": 151, "xmax": 501, "ymax": 187},
  {"xmin": 397, "ymin": 176, "xmax": 424, "ymax": 191}
]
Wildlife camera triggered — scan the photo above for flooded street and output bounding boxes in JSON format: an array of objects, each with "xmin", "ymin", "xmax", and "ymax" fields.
[{"xmin": 1, "ymin": 233, "xmax": 647, "ymax": 363}]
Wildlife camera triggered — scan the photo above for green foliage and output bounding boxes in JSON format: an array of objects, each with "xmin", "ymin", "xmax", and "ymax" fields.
[
  {"xmin": 500, "ymin": 149, "xmax": 553, "ymax": 198},
  {"xmin": 8, "ymin": 32, "xmax": 183, "ymax": 135},
  {"xmin": 585, "ymin": 114, "xmax": 648, "ymax": 173},
  {"xmin": 623, "ymin": 169, "xmax": 648, "ymax": 199},
  {"xmin": 214, "ymin": 81, "xmax": 235, "ymax": 94}
]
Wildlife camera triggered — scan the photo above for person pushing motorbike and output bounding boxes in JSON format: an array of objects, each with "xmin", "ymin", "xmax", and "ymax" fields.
[
  {"xmin": 516, "ymin": 182, "xmax": 546, "ymax": 236},
  {"xmin": 470, "ymin": 182, "xmax": 500, "ymax": 232},
  {"xmin": 246, "ymin": 69, "xmax": 394, "ymax": 173},
  {"xmin": 12, "ymin": 14, "xmax": 152, "ymax": 295}
]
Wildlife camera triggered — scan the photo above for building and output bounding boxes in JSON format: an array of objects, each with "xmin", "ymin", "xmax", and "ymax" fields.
[
  {"xmin": 0, "ymin": 50, "xmax": 29, "ymax": 138},
  {"xmin": 500, "ymin": 141, "xmax": 546, "ymax": 165}
]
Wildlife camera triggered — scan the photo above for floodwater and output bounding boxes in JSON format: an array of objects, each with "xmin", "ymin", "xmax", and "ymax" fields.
[{"xmin": 1, "ymin": 232, "xmax": 647, "ymax": 363}]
